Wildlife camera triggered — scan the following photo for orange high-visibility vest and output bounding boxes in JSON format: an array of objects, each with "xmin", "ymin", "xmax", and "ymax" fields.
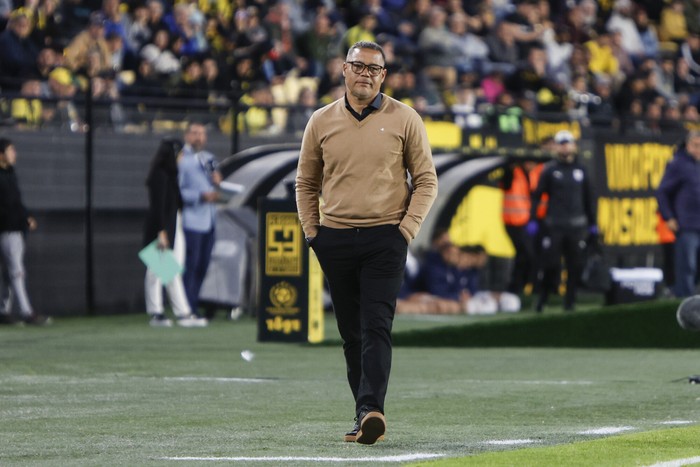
[
  {"xmin": 528, "ymin": 163, "xmax": 548, "ymax": 220},
  {"xmin": 656, "ymin": 212, "xmax": 676, "ymax": 244},
  {"xmin": 503, "ymin": 166, "xmax": 531, "ymax": 227}
]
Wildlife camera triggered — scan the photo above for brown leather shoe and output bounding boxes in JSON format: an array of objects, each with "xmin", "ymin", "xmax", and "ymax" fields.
[
  {"xmin": 344, "ymin": 411, "xmax": 386, "ymax": 442},
  {"xmin": 355, "ymin": 411, "xmax": 386, "ymax": 445}
]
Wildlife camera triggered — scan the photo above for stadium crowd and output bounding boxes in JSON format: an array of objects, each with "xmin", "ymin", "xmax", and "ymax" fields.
[{"xmin": 1, "ymin": 0, "xmax": 700, "ymax": 133}]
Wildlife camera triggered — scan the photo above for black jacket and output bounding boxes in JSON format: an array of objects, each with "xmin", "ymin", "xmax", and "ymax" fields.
[
  {"xmin": 530, "ymin": 159, "xmax": 595, "ymax": 229},
  {"xmin": 0, "ymin": 165, "xmax": 30, "ymax": 233},
  {"xmin": 142, "ymin": 167, "xmax": 182, "ymax": 247}
]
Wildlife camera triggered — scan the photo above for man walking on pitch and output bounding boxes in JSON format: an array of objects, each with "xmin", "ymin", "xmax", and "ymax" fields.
[{"xmin": 296, "ymin": 41, "xmax": 438, "ymax": 444}]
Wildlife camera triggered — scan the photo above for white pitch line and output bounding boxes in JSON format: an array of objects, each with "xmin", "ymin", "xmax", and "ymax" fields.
[
  {"xmin": 161, "ymin": 453, "xmax": 444, "ymax": 462},
  {"xmin": 644, "ymin": 455, "xmax": 700, "ymax": 467},
  {"xmin": 659, "ymin": 420, "xmax": 695, "ymax": 425},
  {"xmin": 483, "ymin": 439, "xmax": 539, "ymax": 446},
  {"xmin": 578, "ymin": 426, "xmax": 634, "ymax": 435},
  {"xmin": 162, "ymin": 377, "xmax": 272, "ymax": 383}
]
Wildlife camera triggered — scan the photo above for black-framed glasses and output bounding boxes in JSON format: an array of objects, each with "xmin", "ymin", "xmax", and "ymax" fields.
[{"xmin": 346, "ymin": 61, "xmax": 385, "ymax": 77}]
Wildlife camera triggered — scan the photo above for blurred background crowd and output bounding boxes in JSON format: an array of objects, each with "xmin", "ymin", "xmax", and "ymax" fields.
[{"xmin": 2, "ymin": 0, "xmax": 700, "ymax": 135}]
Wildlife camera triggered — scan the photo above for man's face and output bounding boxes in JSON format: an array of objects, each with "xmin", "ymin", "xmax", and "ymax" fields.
[
  {"xmin": 11, "ymin": 16, "xmax": 31, "ymax": 39},
  {"xmin": 1, "ymin": 145, "xmax": 17, "ymax": 166},
  {"xmin": 185, "ymin": 124, "xmax": 207, "ymax": 151},
  {"xmin": 686, "ymin": 135, "xmax": 700, "ymax": 161},
  {"xmin": 343, "ymin": 47, "xmax": 386, "ymax": 102},
  {"xmin": 556, "ymin": 139, "xmax": 577, "ymax": 163}
]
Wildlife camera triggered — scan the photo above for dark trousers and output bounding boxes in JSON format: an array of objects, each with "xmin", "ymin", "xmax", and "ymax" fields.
[
  {"xmin": 505, "ymin": 224, "xmax": 536, "ymax": 295},
  {"xmin": 183, "ymin": 227, "xmax": 215, "ymax": 314},
  {"xmin": 311, "ymin": 224, "xmax": 407, "ymax": 416},
  {"xmin": 537, "ymin": 226, "xmax": 587, "ymax": 309},
  {"xmin": 674, "ymin": 230, "xmax": 700, "ymax": 297}
]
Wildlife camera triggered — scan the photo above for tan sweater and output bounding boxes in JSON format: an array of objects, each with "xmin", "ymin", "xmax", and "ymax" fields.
[{"xmin": 295, "ymin": 95, "xmax": 438, "ymax": 243}]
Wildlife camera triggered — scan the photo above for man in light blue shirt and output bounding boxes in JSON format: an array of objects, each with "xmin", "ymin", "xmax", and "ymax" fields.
[{"xmin": 178, "ymin": 122, "xmax": 221, "ymax": 315}]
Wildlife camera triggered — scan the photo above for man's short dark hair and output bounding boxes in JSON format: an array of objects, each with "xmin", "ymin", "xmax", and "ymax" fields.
[
  {"xmin": 0, "ymin": 138, "xmax": 12, "ymax": 154},
  {"xmin": 347, "ymin": 41, "xmax": 386, "ymax": 65}
]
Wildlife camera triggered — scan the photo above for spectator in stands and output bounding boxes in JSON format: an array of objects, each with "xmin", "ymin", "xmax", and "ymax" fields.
[
  {"xmin": 317, "ymin": 55, "xmax": 344, "ymax": 102},
  {"xmin": 606, "ymin": 0, "xmax": 644, "ymax": 64},
  {"xmin": 417, "ymin": 5, "xmax": 457, "ymax": 93},
  {"xmin": 609, "ymin": 28, "xmax": 636, "ymax": 78},
  {"xmin": 229, "ymin": 53, "xmax": 266, "ymax": 98},
  {"xmin": 485, "ymin": 20, "xmax": 519, "ymax": 75},
  {"xmin": 146, "ymin": 0, "xmax": 168, "ymax": 37},
  {"xmin": 63, "ymin": 11, "xmax": 111, "ymax": 77},
  {"xmin": 447, "ymin": 11, "xmax": 490, "ymax": 76},
  {"xmin": 101, "ymin": 0, "xmax": 130, "ymax": 50},
  {"xmin": 45, "ymin": 66, "xmax": 82, "ymax": 131},
  {"xmin": 506, "ymin": 43, "xmax": 565, "ymax": 113},
  {"xmin": 0, "ymin": 138, "xmax": 50, "ymax": 326},
  {"xmin": 178, "ymin": 122, "xmax": 221, "ymax": 317},
  {"xmin": 11, "ymin": 79, "xmax": 50, "ymax": 128},
  {"xmin": 655, "ymin": 54, "xmax": 678, "ymax": 100},
  {"xmin": 140, "ymin": 28, "xmax": 181, "ymax": 77},
  {"xmin": 359, "ymin": 0, "xmax": 397, "ymax": 36},
  {"xmin": 34, "ymin": 46, "xmax": 58, "ymax": 87},
  {"xmin": 501, "ymin": 0, "xmax": 545, "ymax": 61},
  {"xmin": 142, "ymin": 138, "xmax": 207, "ymax": 328},
  {"xmin": 238, "ymin": 80, "xmax": 277, "ymax": 135},
  {"xmin": 201, "ymin": 56, "xmax": 229, "ymax": 102},
  {"xmin": 656, "ymin": 130, "xmax": 700, "ymax": 297},
  {"xmin": 295, "ymin": 11, "xmax": 343, "ymax": 79},
  {"xmin": 30, "ymin": 0, "xmax": 62, "ymax": 50},
  {"xmin": 106, "ymin": 31, "xmax": 138, "ymax": 76},
  {"xmin": 659, "ymin": 0, "xmax": 688, "ymax": 48},
  {"xmin": 588, "ymin": 74, "xmax": 617, "ymax": 126},
  {"xmin": 125, "ymin": 3, "xmax": 151, "ymax": 52},
  {"xmin": 674, "ymin": 55, "xmax": 700, "ymax": 96},
  {"xmin": 164, "ymin": 3, "xmax": 207, "ymax": 56},
  {"xmin": 556, "ymin": 1, "xmax": 593, "ymax": 46},
  {"xmin": 528, "ymin": 130, "xmax": 597, "ymax": 312},
  {"xmin": 123, "ymin": 58, "xmax": 166, "ymax": 98},
  {"xmin": 634, "ymin": 6, "xmax": 659, "ymax": 61},
  {"xmin": 0, "ymin": 8, "xmax": 39, "ymax": 91},
  {"xmin": 585, "ymin": 27, "xmax": 621, "ymax": 85},
  {"xmin": 230, "ymin": 6, "xmax": 272, "ymax": 69},
  {"xmin": 341, "ymin": 9, "xmax": 377, "ymax": 53},
  {"xmin": 171, "ymin": 57, "xmax": 205, "ymax": 100}
]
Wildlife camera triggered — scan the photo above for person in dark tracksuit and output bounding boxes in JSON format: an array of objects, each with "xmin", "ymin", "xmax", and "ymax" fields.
[{"xmin": 527, "ymin": 130, "xmax": 597, "ymax": 312}]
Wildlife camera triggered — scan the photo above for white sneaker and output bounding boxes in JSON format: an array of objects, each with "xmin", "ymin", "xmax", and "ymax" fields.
[
  {"xmin": 149, "ymin": 314, "xmax": 173, "ymax": 327},
  {"xmin": 230, "ymin": 306, "xmax": 243, "ymax": 320},
  {"xmin": 177, "ymin": 315, "xmax": 208, "ymax": 328}
]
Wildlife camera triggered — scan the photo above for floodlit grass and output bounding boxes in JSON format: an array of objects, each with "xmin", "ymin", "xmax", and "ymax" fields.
[{"xmin": 1, "ymin": 302, "xmax": 700, "ymax": 466}]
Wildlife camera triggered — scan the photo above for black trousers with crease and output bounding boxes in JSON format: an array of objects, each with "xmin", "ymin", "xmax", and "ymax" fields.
[{"xmin": 311, "ymin": 224, "xmax": 407, "ymax": 416}]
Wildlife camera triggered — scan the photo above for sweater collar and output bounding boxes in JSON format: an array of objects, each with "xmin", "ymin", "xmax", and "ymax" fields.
[{"xmin": 344, "ymin": 93, "xmax": 382, "ymax": 121}]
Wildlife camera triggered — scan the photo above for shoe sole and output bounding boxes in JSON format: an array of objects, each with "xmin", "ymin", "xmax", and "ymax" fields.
[
  {"xmin": 344, "ymin": 433, "xmax": 385, "ymax": 442},
  {"xmin": 356, "ymin": 412, "xmax": 386, "ymax": 445}
]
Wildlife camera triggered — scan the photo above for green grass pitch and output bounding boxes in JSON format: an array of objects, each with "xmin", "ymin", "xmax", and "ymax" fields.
[{"xmin": 2, "ymin": 299, "xmax": 700, "ymax": 466}]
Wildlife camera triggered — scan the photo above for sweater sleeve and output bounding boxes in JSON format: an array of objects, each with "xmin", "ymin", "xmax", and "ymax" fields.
[
  {"xmin": 295, "ymin": 112, "xmax": 323, "ymax": 238},
  {"xmin": 399, "ymin": 112, "xmax": 438, "ymax": 242}
]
